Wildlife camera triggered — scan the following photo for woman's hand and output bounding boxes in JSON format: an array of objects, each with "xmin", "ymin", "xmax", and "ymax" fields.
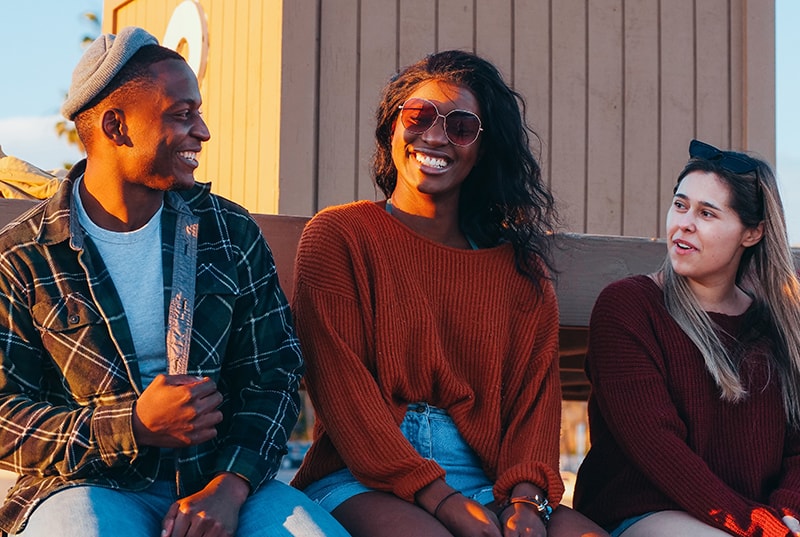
[
  {"xmin": 499, "ymin": 501, "xmax": 547, "ymax": 537},
  {"xmin": 416, "ymin": 480, "xmax": 502, "ymax": 537},
  {"xmin": 436, "ymin": 492, "xmax": 503, "ymax": 537},
  {"xmin": 496, "ymin": 482, "xmax": 550, "ymax": 537}
]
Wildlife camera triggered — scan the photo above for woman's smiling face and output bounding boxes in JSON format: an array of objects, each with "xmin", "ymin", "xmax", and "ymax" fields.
[{"xmin": 390, "ymin": 80, "xmax": 482, "ymax": 203}]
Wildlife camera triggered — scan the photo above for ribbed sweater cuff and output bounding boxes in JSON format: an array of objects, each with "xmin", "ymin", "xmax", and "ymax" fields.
[
  {"xmin": 494, "ymin": 462, "xmax": 564, "ymax": 507},
  {"xmin": 392, "ymin": 459, "xmax": 447, "ymax": 503}
]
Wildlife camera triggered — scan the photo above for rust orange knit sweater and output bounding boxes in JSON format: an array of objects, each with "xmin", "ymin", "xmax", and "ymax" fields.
[{"xmin": 290, "ymin": 201, "xmax": 564, "ymax": 505}]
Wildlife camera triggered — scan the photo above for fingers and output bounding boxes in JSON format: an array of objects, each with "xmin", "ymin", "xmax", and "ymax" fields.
[
  {"xmin": 162, "ymin": 503, "xmax": 179, "ymax": 537},
  {"xmin": 135, "ymin": 375, "xmax": 223, "ymax": 448}
]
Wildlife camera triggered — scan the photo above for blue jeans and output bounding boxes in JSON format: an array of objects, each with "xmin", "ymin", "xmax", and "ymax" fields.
[
  {"xmin": 18, "ymin": 478, "xmax": 350, "ymax": 536},
  {"xmin": 303, "ymin": 403, "xmax": 494, "ymax": 511}
]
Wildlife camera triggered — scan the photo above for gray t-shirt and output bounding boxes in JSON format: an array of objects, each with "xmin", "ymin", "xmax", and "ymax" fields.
[{"xmin": 73, "ymin": 178, "xmax": 167, "ymax": 389}]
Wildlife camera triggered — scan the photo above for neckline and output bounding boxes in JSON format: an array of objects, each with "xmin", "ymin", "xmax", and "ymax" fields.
[{"xmin": 385, "ymin": 198, "xmax": 479, "ymax": 250}]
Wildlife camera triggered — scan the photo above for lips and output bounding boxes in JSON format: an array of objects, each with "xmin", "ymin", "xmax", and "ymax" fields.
[{"xmin": 673, "ymin": 238, "xmax": 697, "ymax": 252}]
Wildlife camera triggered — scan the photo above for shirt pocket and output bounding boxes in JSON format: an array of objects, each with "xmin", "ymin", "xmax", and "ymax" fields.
[
  {"xmin": 32, "ymin": 293, "xmax": 128, "ymax": 400},
  {"xmin": 191, "ymin": 263, "xmax": 241, "ymax": 375},
  {"xmin": 32, "ymin": 292, "xmax": 104, "ymax": 332}
]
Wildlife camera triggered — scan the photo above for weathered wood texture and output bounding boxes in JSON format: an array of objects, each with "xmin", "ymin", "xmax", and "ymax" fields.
[{"xmin": 102, "ymin": 0, "xmax": 775, "ymax": 240}]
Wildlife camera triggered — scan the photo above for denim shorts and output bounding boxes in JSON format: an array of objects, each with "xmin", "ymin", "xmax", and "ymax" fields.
[
  {"xmin": 303, "ymin": 402, "xmax": 495, "ymax": 512},
  {"xmin": 609, "ymin": 512, "xmax": 657, "ymax": 537}
]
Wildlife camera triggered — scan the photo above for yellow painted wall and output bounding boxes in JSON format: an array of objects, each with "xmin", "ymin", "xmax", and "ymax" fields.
[{"xmin": 104, "ymin": 0, "xmax": 283, "ymax": 214}]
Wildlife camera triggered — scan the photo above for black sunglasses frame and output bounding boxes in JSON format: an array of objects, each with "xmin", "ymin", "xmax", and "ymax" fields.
[{"xmin": 688, "ymin": 139, "xmax": 759, "ymax": 174}]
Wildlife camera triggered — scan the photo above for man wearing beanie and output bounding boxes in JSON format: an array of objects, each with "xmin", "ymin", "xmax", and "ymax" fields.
[{"xmin": 0, "ymin": 27, "xmax": 349, "ymax": 537}]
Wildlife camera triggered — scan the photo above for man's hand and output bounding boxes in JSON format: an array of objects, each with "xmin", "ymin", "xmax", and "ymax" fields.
[
  {"xmin": 161, "ymin": 473, "xmax": 250, "ymax": 537},
  {"xmin": 132, "ymin": 374, "xmax": 223, "ymax": 448}
]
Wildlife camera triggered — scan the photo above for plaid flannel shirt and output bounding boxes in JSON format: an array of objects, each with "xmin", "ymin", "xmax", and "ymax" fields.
[{"xmin": 0, "ymin": 162, "xmax": 304, "ymax": 534}]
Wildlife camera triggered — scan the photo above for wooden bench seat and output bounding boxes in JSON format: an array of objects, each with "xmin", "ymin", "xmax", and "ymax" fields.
[{"xmin": 0, "ymin": 197, "xmax": 672, "ymax": 401}]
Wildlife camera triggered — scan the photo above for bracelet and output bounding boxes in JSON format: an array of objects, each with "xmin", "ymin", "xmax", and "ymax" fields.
[
  {"xmin": 432, "ymin": 490, "xmax": 461, "ymax": 519},
  {"xmin": 499, "ymin": 495, "xmax": 553, "ymax": 526}
]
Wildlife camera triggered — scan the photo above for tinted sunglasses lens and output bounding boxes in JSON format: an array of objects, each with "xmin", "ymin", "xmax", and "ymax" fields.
[
  {"xmin": 446, "ymin": 112, "xmax": 481, "ymax": 146},
  {"xmin": 722, "ymin": 156, "xmax": 757, "ymax": 174},
  {"xmin": 400, "ymin": 99, "xmax": 437, "ymax": 133},
  {"xmin": 689, "ymin": 140, "xmax": 757, "ymax": 173},
  {"xmin": 689, "ymin": 140, "xmax": 715, "ymax": 160}
]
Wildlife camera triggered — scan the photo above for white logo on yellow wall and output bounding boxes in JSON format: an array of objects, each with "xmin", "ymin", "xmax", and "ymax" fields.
[{"xmin": 163, "ymin": 0, "xmax": 208, "ymax": 85}]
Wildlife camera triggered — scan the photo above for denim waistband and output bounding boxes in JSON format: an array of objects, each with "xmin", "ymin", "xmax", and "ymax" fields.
[{"xmin": 406, "ymin": 402, "xmax": 448, "ymax": 416}]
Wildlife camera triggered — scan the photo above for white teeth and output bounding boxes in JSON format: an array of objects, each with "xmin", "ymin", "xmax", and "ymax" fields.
[
  {"xmin": 178, "ymin": 151, "xmax": 198, "ymax": 164},
  {"xmin": 677, "ymin": 242, "xmax": 691, "ymax": 250},
  {"xmin": 415, "ymin": 153, "xmax": 448, "ymax": 169}
]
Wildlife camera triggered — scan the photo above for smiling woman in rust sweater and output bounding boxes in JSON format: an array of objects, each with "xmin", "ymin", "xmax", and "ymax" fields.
[
  {"xmin": 290, "ymin": 50, "xmax": 606, "ymax": 537},
  {"xmin": 574, "ymin": 140, "xmax": 800, "ymax": 537}
]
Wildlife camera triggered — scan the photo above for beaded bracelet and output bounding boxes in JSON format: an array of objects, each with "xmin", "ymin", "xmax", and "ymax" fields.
[
  {"xmin": 498, "ymin": 495, "xmax": 553, "ymax": 526},
  {"xmin": 432, "ymin": 491, "xmax": 461, "ymax": 519}
]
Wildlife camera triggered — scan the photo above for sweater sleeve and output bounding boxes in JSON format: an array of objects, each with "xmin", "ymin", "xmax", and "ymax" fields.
[
  {"xmin": 769, "ymin": 428, "xmax": 800, "ymax": 519},
  {"xmin": 587, "ymin": 280, "xmax": 790, "ymax": 537},
  {"xmin": 493, "ymin": 279, "xmax": 564, "ymax": 506},
  {"xmin": 292, "ymin": 214, "xmax": 445, "ymax": 502}
]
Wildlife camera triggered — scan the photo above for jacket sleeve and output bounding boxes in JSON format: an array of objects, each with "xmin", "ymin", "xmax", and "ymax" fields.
[
  {"xmin": 292, "ymin": 214, "xmax": 445, "ymax": 502},
  {"xmin": 0, "ymin": 263, "xmax": 139, "ymax": 478},
  {"xmin": 211, "ymin": 218, "xmax": 304, "ymax": 489},
  {"xmin": 493, "ymin": 278, "xmax": 565, "ymax": 506},
  {"xmin": 586, "ymin": 281, "xmax": 790, "ymax": 536}
]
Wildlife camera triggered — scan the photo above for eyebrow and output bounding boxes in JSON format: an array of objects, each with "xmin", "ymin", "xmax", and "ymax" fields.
[
  {"xmin": 674, "ymin": 192, "xmax": 723, "ymax": 211},
  {"xmin": 169, "ymin": 98, "xmax": 202, "ymax": 108}
]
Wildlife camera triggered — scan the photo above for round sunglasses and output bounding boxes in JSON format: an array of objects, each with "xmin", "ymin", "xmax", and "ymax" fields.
[{"xmin": 398, "ymin": 98, "xmax": 483, "ymax": 147}]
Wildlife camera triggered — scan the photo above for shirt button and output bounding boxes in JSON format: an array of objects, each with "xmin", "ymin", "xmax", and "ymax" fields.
[{"xmin": 68, "ymin": 314, "xmax": 80, "ymax": 324}]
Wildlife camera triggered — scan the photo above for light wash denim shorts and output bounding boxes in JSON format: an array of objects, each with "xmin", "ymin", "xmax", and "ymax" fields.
[
  {"xmin": 303, "ymin": 402, "xmax": 495, "ymax": 512},
  {"xmin": 609, "ymin": 512, "xmax": 656, "ymax": 537}
]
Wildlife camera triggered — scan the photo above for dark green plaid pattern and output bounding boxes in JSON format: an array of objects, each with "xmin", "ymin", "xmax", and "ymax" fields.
[{"xmin": 0, "ymin": 164, "xmax": 304, "ymax": 534}]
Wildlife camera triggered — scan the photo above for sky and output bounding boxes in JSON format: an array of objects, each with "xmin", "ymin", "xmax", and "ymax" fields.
[{"xmin": 1, "ymin": 0, "xmax": 799, "ymax": 241}]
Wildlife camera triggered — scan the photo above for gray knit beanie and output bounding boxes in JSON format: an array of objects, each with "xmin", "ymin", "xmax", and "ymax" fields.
[{"xmin": 62, "ymin": 26, "xmax": 159, "ymax": 120}]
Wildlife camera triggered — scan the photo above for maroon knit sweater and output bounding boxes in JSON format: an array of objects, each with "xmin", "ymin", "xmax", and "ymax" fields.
[
  {"xmin": 290, "ymin": 201, "xmax": 564, "ymax": 505},
  {"xmin": 574, "ymin": 275, "xmax": 800, "ymax": 537}
]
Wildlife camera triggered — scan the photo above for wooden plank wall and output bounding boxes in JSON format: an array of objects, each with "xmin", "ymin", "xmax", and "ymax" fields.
[
  {"xmin": 104, "ymin": 0, "xmax": 775, "ymax": 240},
  {"xmin": 280, "ymin": 0, "xmax": 775, "ymax": 239},
  {"xmin": 104, "ymin": 0, "xmax": 284, "ymax": 215}
]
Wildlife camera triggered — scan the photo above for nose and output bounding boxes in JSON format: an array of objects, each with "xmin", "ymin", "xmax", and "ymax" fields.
[
  {"xmin": 420, "ymin": 115, "xmax": 448, "ymax": 146},
  {"xmin": 193, "ymin": 115, "xmax": 211, "ymax": 142},
  {"xmin": 675, "ymin": 212, "xmax": 696, "ymax": 232}
]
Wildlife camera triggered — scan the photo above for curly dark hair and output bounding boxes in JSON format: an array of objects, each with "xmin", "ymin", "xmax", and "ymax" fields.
[{"xmin": 372, "ymin": 50, "xmax": 558, "ymax": 286}]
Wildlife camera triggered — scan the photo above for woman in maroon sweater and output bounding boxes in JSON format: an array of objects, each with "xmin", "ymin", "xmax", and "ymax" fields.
[{"xmin": 574, "ymin": 139, "xmax": 800, "ymax": 537}]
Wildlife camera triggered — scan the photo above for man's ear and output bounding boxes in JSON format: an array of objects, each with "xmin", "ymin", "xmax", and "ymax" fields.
[{"xmin": 100, "ymin": 109, "xmax": 129, "ymax": 146}]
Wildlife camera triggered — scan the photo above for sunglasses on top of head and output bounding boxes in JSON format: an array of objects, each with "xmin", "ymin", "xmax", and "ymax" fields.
[
  {"xmin": 688, "ymin": 139, "xmax": 759, "ymax": 174},
  {"xmin": 398, "ymin": 98, "xmax": 483, "ymax": 147}
]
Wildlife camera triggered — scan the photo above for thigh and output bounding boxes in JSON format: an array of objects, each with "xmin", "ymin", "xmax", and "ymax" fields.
[
  {"xmin": 19, "ymin": 484, "xmax": 168, "ymax": 537},
  {"xmin": 547, "ymin": 505, "xmax": 609, "ymax": 537},
  {"xmin": 621, "ymin": 510, "xmax": 730, "ymax": 537},
  {"xmin": 332, "ymin": 491, "xmax": 453, "ymax": 537},
  {"xmin": 236, "ymin": 479, "xmax": 350, "ymax": 537}
]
